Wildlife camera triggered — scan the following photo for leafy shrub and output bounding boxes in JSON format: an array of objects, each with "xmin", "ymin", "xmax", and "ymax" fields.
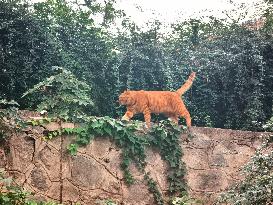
[
  {"xmin": 96, "ymin": 199, "xmax": 118, "ymax": 205},
  {"xmin": 171, "ymin": 195, "xmax": 202, "ymax": 205},
  {"xmin": 0, "ymin": 99, "xmax": 23, "ymax": 140},
  {"xmin": 22, "ymin": 67, "xmax": 94, "ymax": 121},
  {"xmin": 263, "ymin": 116, "xmax": 273, "ymax": 131},
  {"xmin": 217, "ymin": 135, "xmax": 273, "ymax": 205},
  {"xmin": 0, "ymin": 169, "xmax": 60, "ymax": 205}
]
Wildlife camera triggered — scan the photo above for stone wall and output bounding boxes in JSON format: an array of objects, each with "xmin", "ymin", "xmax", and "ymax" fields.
[{"xmin": 0, "ymin": 115, "xmax": 269, "ymax": 205}]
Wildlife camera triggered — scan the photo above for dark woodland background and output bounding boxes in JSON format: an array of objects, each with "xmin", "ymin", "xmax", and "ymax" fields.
[{"xmin": 1, "ymin": 0, "xmax": 273, "ymax": 131}]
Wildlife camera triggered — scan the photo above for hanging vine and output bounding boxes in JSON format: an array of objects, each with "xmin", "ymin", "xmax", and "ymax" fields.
[{"xmin": 31, "ymin": 116, "xmax": 188, "ymax": 204}]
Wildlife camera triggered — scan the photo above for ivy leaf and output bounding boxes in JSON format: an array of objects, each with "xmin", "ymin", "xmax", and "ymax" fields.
[
  {"xmin": 127, "ymin": 135, "xmax": 136, "ymax": 144},
  {"xmin": 103, "ymin": 126, "xmax": 112, "ymax": 135},
  {"xmin": 67, "ymin": 144, "xmax": 79, "ymax": 156}
]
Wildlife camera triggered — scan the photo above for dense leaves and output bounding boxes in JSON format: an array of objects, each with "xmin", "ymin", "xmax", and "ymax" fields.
[
  {"xmin": 0, "ymin": 169, "xmax": 66, "ymax": 205},
  {"xmin": 0, "ymin": 99, "xmax": 23, "ymax": 140},
  {"xmin": 217, "ymin": 135, "xmax": 273, "ymax": 205},
  {"xmin": 0, "ymin": 0, "xmax": 273, "ymax": 129},
  {"xmin": 0, "ymin": 0, "xmax": 56, "ymax": 104},
  {"xmin": 22, "ymin": 67, "xmax": 93, "ymax": 121}
]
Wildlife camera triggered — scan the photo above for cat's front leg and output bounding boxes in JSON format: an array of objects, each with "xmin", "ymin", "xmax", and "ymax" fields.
[{"xmin": 122, "ymin": 110, "xmax": 134, "ymax": 121}]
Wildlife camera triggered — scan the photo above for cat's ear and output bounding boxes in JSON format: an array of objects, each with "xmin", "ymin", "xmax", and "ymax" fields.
[{"xmin": 121, "ymin": 89, "xmax": 129, "ymax": 95}]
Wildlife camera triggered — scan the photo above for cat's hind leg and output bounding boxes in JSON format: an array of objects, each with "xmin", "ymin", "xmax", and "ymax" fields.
[
  {"xmin": 178, "ymin": 107, "xmax": 191, "ymax": 128},
  {"xmin": 143, "ymin": 108, "xmax": 151, "ymax": 128}
]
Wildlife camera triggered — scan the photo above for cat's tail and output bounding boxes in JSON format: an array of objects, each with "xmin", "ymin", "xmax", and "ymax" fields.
[{"xmin": 176, "ymin": 72, "xmax": 196, "ymax": 96}]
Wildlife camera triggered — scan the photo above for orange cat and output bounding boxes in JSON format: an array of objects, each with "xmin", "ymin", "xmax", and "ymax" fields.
[{"xmin": 118, "ymin": 72, "xmax": 196, "ymax": 128}]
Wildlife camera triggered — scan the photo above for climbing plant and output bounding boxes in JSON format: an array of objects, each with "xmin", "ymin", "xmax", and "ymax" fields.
[
  {"xmin": 35, "ymin": 116, "xmax": 188, "ymax": 205},
  {"xmin": 148, "ymin": 121, "xmax": 187, "ymax": 194},
  {"xmin": 0, "ymin": 99, "xmax": 24, "ymax": 140},
  {"xmin": 217, "ymin": 134, "xmax": 273, "ymax": 205}
]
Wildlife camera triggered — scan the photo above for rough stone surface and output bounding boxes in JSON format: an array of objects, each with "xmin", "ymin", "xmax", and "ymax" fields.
[
  {"xmin": 0, "ymin": 112, "xmax": 270, "ymax": 205},
  {"xmin": 123, "ymin": 180, "xmax": 155, "ymax": 205},
  {"xmin": 181, "ymin": 127, "xmax": 265, "ymax": 204},
  {"xmin": 30, "ymin": 165, "xmax": 50, "ymax": 192}
]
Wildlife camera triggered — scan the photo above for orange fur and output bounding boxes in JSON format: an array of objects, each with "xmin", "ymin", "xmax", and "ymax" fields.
[{"xmin": 119, "ymin": 72, "xmax": 196, "ymax": 128}]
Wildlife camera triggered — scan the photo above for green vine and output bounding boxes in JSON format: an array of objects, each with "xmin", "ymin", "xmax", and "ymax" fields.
[
  {"xmin": 35, "ymin": 116, "xmax": 188, "ymax": 204},
  {"xmin": 144, "ymin": 173, "xmax": 164, "ymax": 205},
  {"xmin": 0, "ymin": 100, "xmax": 26, "ymax": 140},
  {"xmin": 149, "ymin": 121, "xmax": 187, "ymax": 194}
]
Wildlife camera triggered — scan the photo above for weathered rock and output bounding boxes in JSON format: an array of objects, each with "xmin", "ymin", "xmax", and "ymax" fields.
[
  {"xmin": 145, "ymin": 149, "xmax": 169, "ymax": 192},
  {"xmin": 122, "ymin": 180, "xmax": 155, "ymax": 205},
  {"xmin": 8, "ymin": 134, "xmax": 35, "ymax": 173},
  {"xmin": 183, "ymin": 148, "xmax": 209, "ymax": 170},
  {"xmin": 0, "ymin": 146, "xmax": 6, "ymax": 168},
  {"xmin": 61, "ymin": 122, "xmax": 75, "ymax": 129},
  {"xmin": 70, "ymin": 154, "xmax": 121, "ymax": 194},
  {"xmin": 29, "ymin": 165, "xmax": 50, "ymax": 192},
  {"xmin": 46, "ymin": 182, "xmax": 61, "ymax": 201},
  {"xmin": 43, "ymin": 122, "xmax": 60, "ymax": 131},
  {"xmin": 62, "ymin": 179, "xmax": 80, "ymax": 203},
  {"xmin": 38, "ymin": 146, "xmax": 60, "ymax": 181}
]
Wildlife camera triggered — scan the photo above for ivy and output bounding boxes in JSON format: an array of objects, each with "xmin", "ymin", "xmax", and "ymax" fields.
[
  {"xmin": 40, "ymin": 116, "xmax": 188, "ymax": 204},
  {"xmin": 149, "ymin": 121, "xmax": 187, "ymax": 195},
  {"xmin": 171, "ymin": 195, "xmax": 202, "ymax": 205},
  {"xmin": 217, "ymin": 135, "xmax": 273, "ymax": 205},
  {"xmin": 144, "ymin": 173, "xmax": 164, "ymax": 205},
  {"xmin": 67, "ymin": 144, "xmax": 79, "ymax": 156}
]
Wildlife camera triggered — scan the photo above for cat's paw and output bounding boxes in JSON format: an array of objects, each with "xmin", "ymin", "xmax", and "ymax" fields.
[
  {"xmin": 121, "ymin": 115, "xmax": 130, "ymax": 121},
  {"xmin": 141, "ymin": 123, "xmax": 151, "ymax": 133}
]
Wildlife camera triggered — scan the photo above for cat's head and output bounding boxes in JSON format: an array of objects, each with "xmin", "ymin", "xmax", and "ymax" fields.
[{"xmin": 118, "ymin": 90, "xmax": 135, "ymax": 106}]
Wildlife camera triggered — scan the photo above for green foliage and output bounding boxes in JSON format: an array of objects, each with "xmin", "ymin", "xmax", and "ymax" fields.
[
  {"xmin": 0, "ymin": 169, "xmax": 61, "ymax": 205},
  {"xmin": 263, "ymin": 109, "xmax": 273, "ymax": 131},
  {"xmin": 41, "ymin": 117, "xmax": 187, "ymax": 204},
  {"xmin": 92, "ymin": 118, "xmax": 186, "ymax": 197},
  {"xmin": 217, "ymin": 135, "xmax": 273, "ymax": 205},
  {"xmin": 168, "ymin": 16, "xmax": 271, "ymax": 130},
  {"xmin": 171, "ymin": 195, "xmax": 202, "ymax": 205},
  {"xmin": 32, "ymin": 0, "xmax": 122, "ymax": 117},
  {"xmin": 0, "ymin": 0, "xmax": 60, "ymax": 105},
  {"xmin": 27, "ymin": 118, "xmax": 52, "ymax": 127},
  {"xmin": 67, "ymin": 143, "xmax": 79, "ymax": 156},
  {"xmin": 0, "ymin": 99, "xmax": 24, "ymax": 140},
  {"xmin": 149, "ymin": 121, "xmax": 187, "ymax": 195},
  {"xmin": 96, "ymin": 199, "xmax": 118, "ymax": 205},
  {"xmin": 1, "ymin": 0, "xmax": 273, "ymax": 131},
  {"xmin": 0, "ymin": 168, "xmax": 29, "ymax": 205},
  {"xmin": 144, "ymin": 173, "xmax": 164, "ymax": 205},
  {"xmin": 22, "ymin": 67, "xmax": 94, "ymax": 121},
  {"xmin": 0, "ymin": 99, "xmax": 19, "ymax": 107}
]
